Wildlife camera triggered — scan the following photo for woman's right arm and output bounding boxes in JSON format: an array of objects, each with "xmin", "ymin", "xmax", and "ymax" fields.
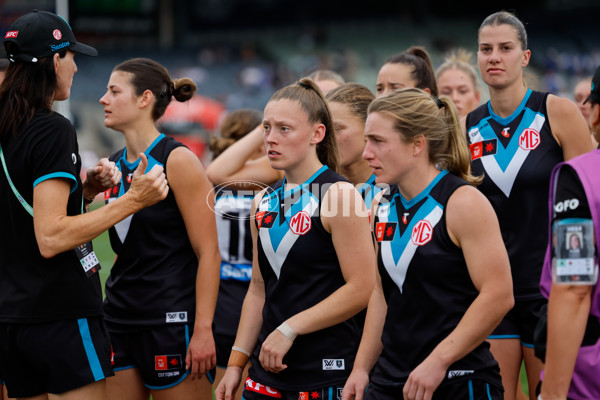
[
  {"xmin": 215, "ymin": 192, "xmax": 266, "ymax": 400},
  {"xmin": 33, "ymin": 153, "xmax": 168, "ymax": 258},
  {"xmin": 206, "ymin": 124, "xmax": 283, "ymax": 186}
]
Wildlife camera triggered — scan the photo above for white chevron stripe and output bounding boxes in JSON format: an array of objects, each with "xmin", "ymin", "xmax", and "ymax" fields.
[
  {"xmin": 475, "ymin": 113, "xmax": 545, "ymax": 197},
  {"xmin": 380, "ymin": 205, "xmax": 443, "ymax": 293},
  {"xmin": 259, "ymin": 197, "xmax": 319, "ymax": 278}
]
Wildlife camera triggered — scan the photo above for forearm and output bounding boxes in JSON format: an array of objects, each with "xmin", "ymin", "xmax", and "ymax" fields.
[
  {"xmin": 353, "ymin": 287, "xmax": 386, "ymax": 373},
  {"xmin": 541, "ymin": 284, "xmax": 592, "ymax": 399},
  {"xmin": 193, "ymin": 250, "xmax": 221, "ymax": 333},
  {"xmin": 35, "ymin": 193, "xmax": 141, "ymax": 258},
  {"xmin": 232, "ymin": 284, "xmax": 266, "ymax": 355},
  {"xmin": 207, "ymin": 124, "xmax": 263, "ymax": 184}
]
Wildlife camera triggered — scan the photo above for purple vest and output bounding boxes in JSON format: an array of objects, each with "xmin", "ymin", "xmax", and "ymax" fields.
[{"xmin": 540, "ymin": 149, "xmax": 600, "ymax": 399}]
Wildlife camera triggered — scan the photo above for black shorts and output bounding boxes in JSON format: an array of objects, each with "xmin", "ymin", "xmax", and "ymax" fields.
[
  {"xmin": 366, "ymin": 378, "xmax": 503, "ymax": 400},
  {"xmin": 107, "ymin": 322, "xmax": 215, "ymax": 389},
  {"xmin": 0, "ymin": 317, "xmax": 113, "ymax": 398},
  {"xmin": 488, "ymin": 297, "xmax": 547, "ymax": 347},
  {"xmin": 215, "ymin": 333, "xmax": 236, "ymax": 368},
  {"xmin": 242, "ymin": 377, "xmax": 344, "ymax": 400}
]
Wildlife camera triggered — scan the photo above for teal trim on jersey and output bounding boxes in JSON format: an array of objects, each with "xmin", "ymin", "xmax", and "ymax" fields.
[
  {"xmin": 385, "ymin": 192, "xmax": 444, "ymax": 265},
  {"xmin": 486, "ymin": 383, "xmax": 492, "ymax": 400},
  {"xmin": 476, "ymin": 103, "xmax": 544, "ymax": 172},
  {"xmin": 468, "ymin": 380, "xmax": 474, "ymax": 400},
  {"xmin": 145, "ymin": 370, "xmax": 189, "ymax": 390},
  {"xmin": 77, "ymin": 318, "xmax": 105, "ymax": 381},
  {"xmin": 264, "ymin": 165, "xmax": 328, "ymax": 250},
  {"xmin": 121, "ymin": 133, "xmax": 166, "ymax": 171},
  {"xmin": 486, "ymin": 89, "xmax": 532, "ymax": 125},
  {"xmin": 398, "ymin": 170, "xmax": 447, "ymax": 209},
  {"xmin": 266, "ymin": 189, "xmax": 320, "ymax": 251},
  {"xmin": 328, "ymin": 386, "xmax": 333, "ymax": 400},
  {"xmin": 357, "ymin": 173, "xmax": 377, "ymax": 195},
  {"xmin": 114, "ymin": 365, "xmax": 135, "ymax": 372},
  {"xmin": 34, "ymin": 171, "xmax": 78, "ymax": 194},
  {"xmin": 281, "ymin": 164, "xmax": 328, "ymax": 198},
  {"xmin": 521, "ymin": 341, "xmax": 534, "ymax": 348},
  {"xmin": 359, "ymin": 173, "xmax": 384, "ymax": 208},
  {"xmin": 487, "ymin": 334, "xmax": 520, "ymax": 339}
]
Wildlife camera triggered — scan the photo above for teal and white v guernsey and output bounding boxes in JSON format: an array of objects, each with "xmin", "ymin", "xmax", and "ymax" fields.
[
  {"xmin": 250, "ymin": 165, "xmax": 363, "ymax": 391},
  {"xmin": 370, "ymin": 170, "xmax": 501, "ymax": 390},
  {"xmin": 466, "ymin": 89, "xmax": 563, "ymax": 300}
]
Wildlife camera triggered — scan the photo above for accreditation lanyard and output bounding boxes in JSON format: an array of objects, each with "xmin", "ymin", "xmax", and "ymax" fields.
[{"xmin": 0, "ymin": 143, "xmax": 101, "ymax": 277}]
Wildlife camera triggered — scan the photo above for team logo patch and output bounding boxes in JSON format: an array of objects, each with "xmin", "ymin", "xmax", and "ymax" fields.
[
  {"xmin": 53, "ymin": 29, "xmax": 62, "ymax": 40},
  {"xmin": 245, "ymin": 378, "xmax": 282, "ymax": 398},
  {"xmin": 289, "ymin": 210, "xmax": 311, "ymax": 235},
  {"xmin": 5, "ymin": 31, "xmax": 17, "ymax": 38},
  {"xmin": 322, "ymin": 359, "xmax": 345, "ymax": 370},
  {"xmin": 469, "ymin": 139, "xmax": 497, "ymax": 160},
  {"xmin": 165, "ymin": 311, "xmax": 187, "ymax": 323},
  {"xmin": 375, "ymin": 222, "xmax": 397, "ymax": 241},
  {"xmin": 257, "ymin": 211, "xmax": 278, "ymax": 228},
  {"xmin": 519, "ymin": 128, "xmax": 541, "ymax": 150},
  {"xmin": 154, "ymin": 354, "xmax": 182, "ymax": 370},
  {"xmin": 501, "ymin": 127, "xmax": 511, "ymax": 137},
  {"xmin": 71, "ymin": 153, "xmax": 77, "ymax": 164},
  {"xmin": 411, "ymin": 220, "xmax": 433, "ymax": 246},
  {"xmin": 127, "ymin": 173, "xmax": 133, "ymax": 183}
]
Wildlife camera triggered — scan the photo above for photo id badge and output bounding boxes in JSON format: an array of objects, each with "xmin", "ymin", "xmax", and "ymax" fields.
[
  {"xmin": 74, "ymin": 241, "xmax": 101, "ymax": 278},
  {"xmin": 551, "ymin": 218, "xmax": 598, "ymax": 285}
]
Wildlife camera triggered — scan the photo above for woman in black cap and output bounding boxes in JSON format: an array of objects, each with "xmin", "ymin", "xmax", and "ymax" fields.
[{"xmin": 0, "ymin": 10, "xmax": 168, "ymax": 400}]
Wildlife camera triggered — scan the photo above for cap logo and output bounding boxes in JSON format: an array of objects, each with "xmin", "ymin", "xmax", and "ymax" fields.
[
  {"xmin": 50, "ymin": 41, "xmax": 70, "ymax": 51},
  {"xmin": 53, "ymin": 29, "xmax": 62, "ymax": 40},
  {"xmin": 5, "ymin": 31, "xmax": 18, "ymax": 39}
]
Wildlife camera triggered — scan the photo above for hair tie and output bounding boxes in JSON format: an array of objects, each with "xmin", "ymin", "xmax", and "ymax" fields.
[
  {"xmin": 160, "ymin": 81, "xmax": 174, "ymax": 97},
  {"xmin": 435, "ymin": 97, "xmax": 444, "ymax": 109}
]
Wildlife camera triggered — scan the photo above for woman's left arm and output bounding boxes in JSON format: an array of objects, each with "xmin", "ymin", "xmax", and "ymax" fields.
[
  {"xmin": 403, "ymin": 185, "xmax": 514, "ymax": 400},
  {"xmin": 547, "ymin": 95, "xmax": 594, "ymax": 160},
  {"xmin": 167, "ymin": 147, "xmax": 221, "ymax": 379}
]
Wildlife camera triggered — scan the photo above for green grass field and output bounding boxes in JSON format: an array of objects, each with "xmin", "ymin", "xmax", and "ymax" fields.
[{"xmin": 90, "ymin": 203, "xmax": 116, "ymax": 297}]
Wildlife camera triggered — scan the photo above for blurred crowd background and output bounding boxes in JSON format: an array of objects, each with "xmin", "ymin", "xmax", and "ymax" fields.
[{"xmin": 2, "ymin": 0, "xmax": 599, "ymax": 167}]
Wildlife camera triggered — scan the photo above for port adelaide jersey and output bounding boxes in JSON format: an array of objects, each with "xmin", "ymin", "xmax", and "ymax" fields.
[
  {"xmin": 371, "ymin": 171, "xmax": 499, "ymax": 388},
  {"xmin": 250, "ymin": 165, "xmax": 363, "ymax": 390},
  {"xmin": 103, "ymin": 134, "xmax": 197, "ymax": 326},
  {"xmin": 466, "ymin": 90, "xmax": 563, "ymax": 300}
]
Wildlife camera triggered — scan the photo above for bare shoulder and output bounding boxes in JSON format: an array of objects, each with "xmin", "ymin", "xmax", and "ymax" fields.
[
  {"xmin": 446, "ymin": 185, "xmax": 496, "ymax": 238},
  {"xmin": 167, "ymin": 146, "xmax": 204, "ymax": 172},
  {"xmin": 547, "ymin": 94, "xmax": 578, "ymax": 116}
]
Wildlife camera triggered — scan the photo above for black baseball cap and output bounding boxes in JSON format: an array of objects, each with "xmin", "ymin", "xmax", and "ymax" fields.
[
  {"xmin": 584, "ymin": 65, "xmax": 600, "ymax": 105},
  {"xmin": 4, "ymin": 9, "xmax": 97, "ymax": 63}
]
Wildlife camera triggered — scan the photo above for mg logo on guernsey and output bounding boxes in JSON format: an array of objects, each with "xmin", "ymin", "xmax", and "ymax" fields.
[
  {"xmin": 411, "ymin": 219, "xmax": 433, "ymax": 246},
  {"xmin": 289, "ymin": 211, "xmax": 311, "ymax": 235},
  {"xmin": 519, "ymin": 128, "xmax": 541, "ymax": 151}
]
